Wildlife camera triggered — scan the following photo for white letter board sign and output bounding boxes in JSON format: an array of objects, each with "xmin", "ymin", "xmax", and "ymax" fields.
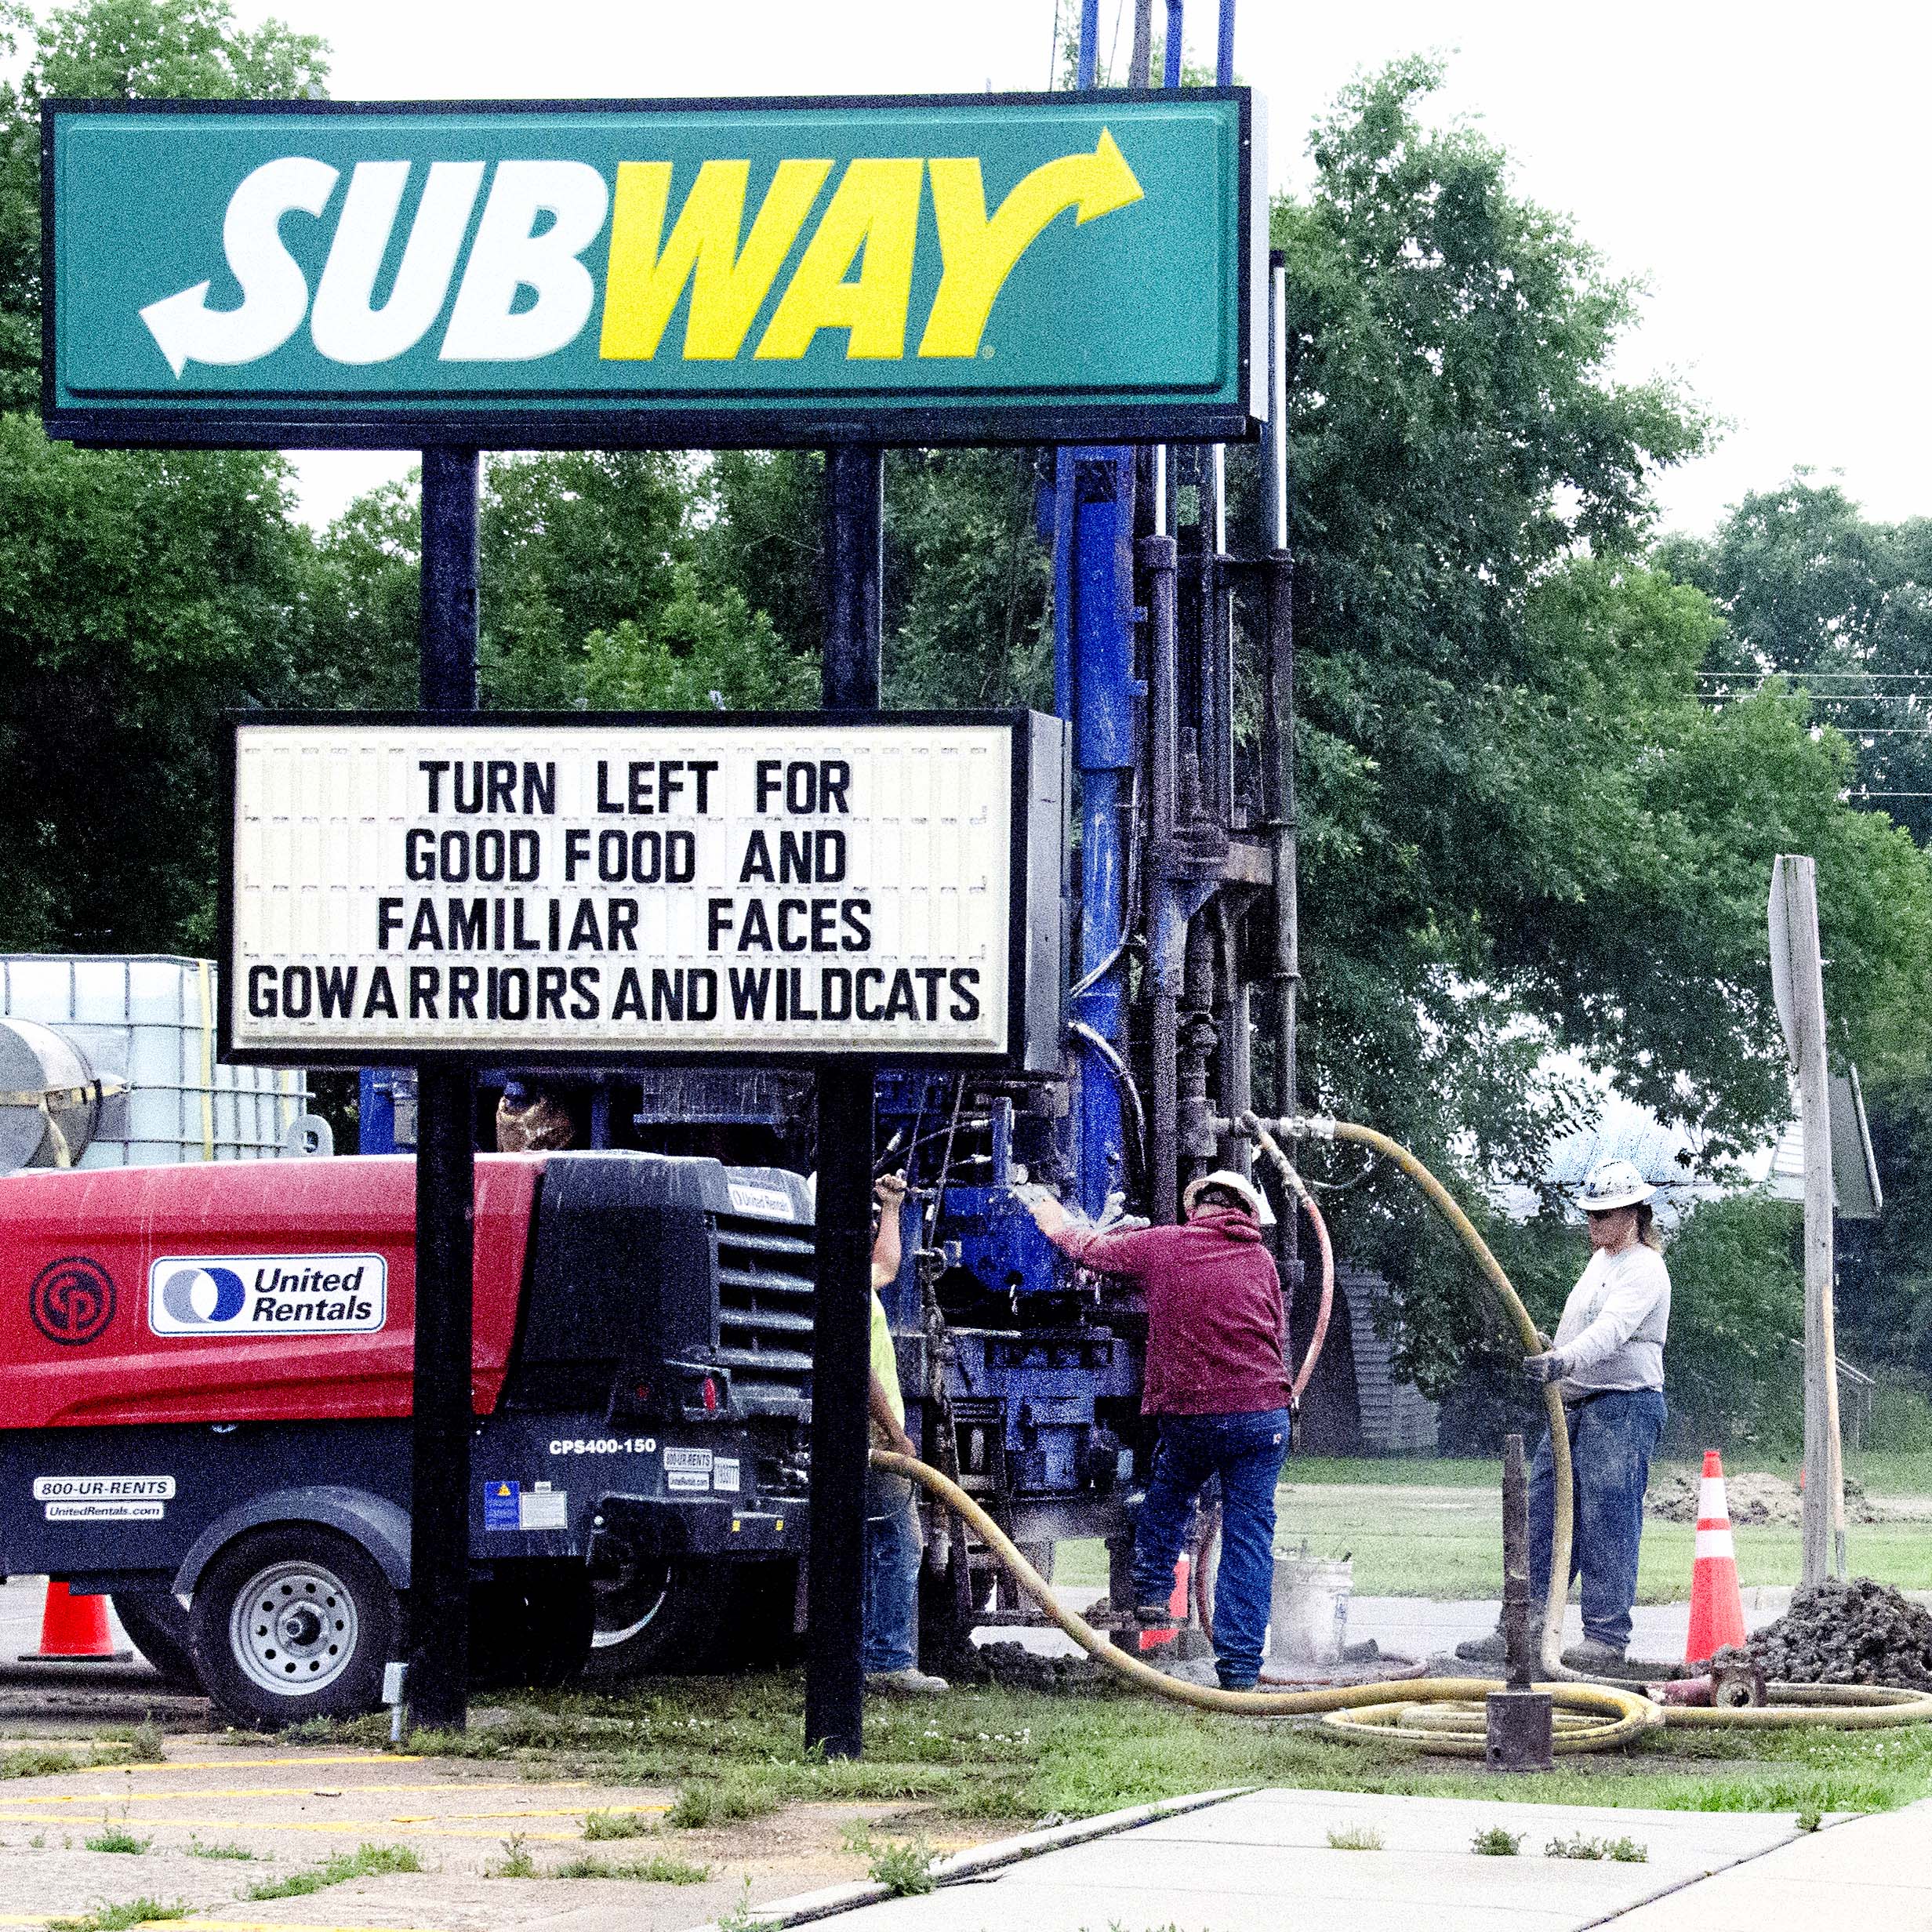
[{"xmin": 220, "ymin": 711, "xmax": 1066, "ymax": 1070}]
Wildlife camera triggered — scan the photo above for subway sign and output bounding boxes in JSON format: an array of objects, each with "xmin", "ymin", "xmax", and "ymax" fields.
[
  {"xmin": 218, "ymin": 712, "xmax": 1066, "ymax": 1068},
  {"xmin": 43, "ymin": 93, "xmax": 1262, "ymax": 448}
]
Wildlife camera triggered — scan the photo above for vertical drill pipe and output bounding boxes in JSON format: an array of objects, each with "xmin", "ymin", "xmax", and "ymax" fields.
[
  {"xmin": 408, "ymin": 445, "xmax": 481, "ymax": 1734},
  {"xmin": 1501, "ymin": 1432, "xmax": 1532, "ymax": 1690},
  {"xmin": 1077, "ymin": 0, "xmax": 1101, "ymax": 86},
  {"xmin": 804, "ymin": 443, "xmax": 884, "ymax": 1761},
  {"xmin": 1070, "ymin": 468, "xmax": 1134, "ymax": 1219},
  {"xmin": 1143, "ymin": 528, "xmax": 1180, "ymax": 1223},
  {"xmin": 1215, "ymin": 902, "xmax": 1252, "ymax": 1177},
  {"xmin": 1128, "ymin": 0, "xmax": 1153, "ymax": 87}
]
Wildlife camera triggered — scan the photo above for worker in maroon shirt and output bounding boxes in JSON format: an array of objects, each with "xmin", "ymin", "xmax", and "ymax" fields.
[{"xmin": 1027, "ymin": 1170, "xmax": 1289, "ymax": 1690}]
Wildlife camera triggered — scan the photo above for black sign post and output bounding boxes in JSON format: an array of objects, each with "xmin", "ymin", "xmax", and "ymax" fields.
[
  {"xmin": 406, "ymin": 445, "xmax": 481, "ymax": 1732},
  {"xmin": 804, "ymin": 445, "xmax": 884, "ymax": 1760}
]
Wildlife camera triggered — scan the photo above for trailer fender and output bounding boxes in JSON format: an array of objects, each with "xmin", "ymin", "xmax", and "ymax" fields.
[{"xmin": 172, "ymin": 1487, "xmax": 412, "ymax": 1597}]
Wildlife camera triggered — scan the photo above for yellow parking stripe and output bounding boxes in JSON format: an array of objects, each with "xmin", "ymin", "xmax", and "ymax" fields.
[
  {"xmin": 4, "ymin": 1781, "xmax": 649, "ymax": 1808},
  {"xmin": 0, "ymin": 1804, "xmax": 666, "ymax": 1840},
  {"xmin": 0, "ymin": 1920, "xmax": 443, "ymax": 1932}
]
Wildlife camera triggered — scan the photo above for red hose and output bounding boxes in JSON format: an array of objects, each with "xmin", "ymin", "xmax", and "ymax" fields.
[{"xmin": 1288, "ymin": 1172, "xmax": 1335, "ymax": 1407}]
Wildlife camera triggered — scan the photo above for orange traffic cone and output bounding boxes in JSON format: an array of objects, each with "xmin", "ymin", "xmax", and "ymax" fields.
[
  {"xmin": 18, "ymin": 1580, "xmax": 130, "ymax": 1663},
  {"xmin": 1684, "ymin": 1452, "xmax": 1748, "ymax": 1665},
  {"xmin": 1137, "ymin": 1555, "xmax": 1191, "ymax": 1653}
]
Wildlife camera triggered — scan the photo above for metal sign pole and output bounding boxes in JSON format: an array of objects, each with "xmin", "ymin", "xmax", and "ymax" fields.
[
  {"xmin": 407, "ymin": 445, "xmax": 481, "ymax": 1731},
  {"xmin": 804, "ymin": 445, "xmax": 884, "ymax": 1760}
]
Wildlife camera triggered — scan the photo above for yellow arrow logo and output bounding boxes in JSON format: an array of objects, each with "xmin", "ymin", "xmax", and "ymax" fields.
[{"xmin": 919, "ymin": 129, "xmax": 1143, "ymax": 359}]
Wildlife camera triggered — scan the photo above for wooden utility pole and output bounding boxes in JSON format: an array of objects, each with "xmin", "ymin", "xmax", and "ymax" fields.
[{"xmin": 1771, "ymin": 855, "xmax": 1847, "ymax": 1585}]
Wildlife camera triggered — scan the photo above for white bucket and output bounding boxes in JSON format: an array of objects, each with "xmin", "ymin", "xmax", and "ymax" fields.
[{"xmin": 1268, "ymin": 1549, "xmax": 1352, "ymax": 1664}]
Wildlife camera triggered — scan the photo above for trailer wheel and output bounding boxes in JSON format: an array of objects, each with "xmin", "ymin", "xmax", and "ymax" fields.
[
  {"xmin": 191, "ymin": 1527, "xmax": 397, "ymax": 1730},
  {"xmin": 111, "ymin": 1590, "xmax": 199, "ymax": 1693},
  {"xmin": 580, "ymin": 1556, "xmax": 721, "ymax": 1679}
]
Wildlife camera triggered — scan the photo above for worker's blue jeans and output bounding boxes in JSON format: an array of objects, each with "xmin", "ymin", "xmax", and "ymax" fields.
[
  {"xmin": 862, "ymin": 1483, "xmax": 922, "ymax": 1676},
  {"xmin": 1528, "ymin": 1389, "xmax": 1667, "ymax": 1653},
  {"xmin": 1134, "ymin": 1407, "xmax": 1291, "ymax": 1689}
]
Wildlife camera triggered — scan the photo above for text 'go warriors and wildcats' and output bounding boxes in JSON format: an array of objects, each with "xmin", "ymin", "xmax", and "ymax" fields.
[{"xmin": 237, "ymin": 739, "xmax": 1012, "ymax": 1049}]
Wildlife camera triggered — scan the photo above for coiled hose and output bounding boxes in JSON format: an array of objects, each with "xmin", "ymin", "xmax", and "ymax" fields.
[{"xmin": 876, "ymin": 1114, "xmax": 1932, "ymax": 1748}]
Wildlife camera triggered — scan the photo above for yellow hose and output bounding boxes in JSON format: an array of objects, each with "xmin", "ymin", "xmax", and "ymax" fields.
[
  {"xmin": 887, "ymin": 1113, "xmax": 1932, "ymax": 1749},
  {"xmin": 870, "ymin": 1449, "xmax": 1661, "ymax": 1754},
  {"xmin": 1244, "ymin": 1114, "xmax": 1574, "ymax": 1677}
]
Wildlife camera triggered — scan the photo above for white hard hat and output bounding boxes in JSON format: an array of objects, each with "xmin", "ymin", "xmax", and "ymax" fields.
[
  {"xmin": 1182, "ymin": 1169, "xmax": 1266, "ymax": 1219},
  {"xmin": 1578, "ymin": 1158, "xmax": 1653, "ymax": 1212}
]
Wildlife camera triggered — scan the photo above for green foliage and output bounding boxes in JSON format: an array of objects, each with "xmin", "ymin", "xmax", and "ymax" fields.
[
  {"xmin": 548, "ymin": 1850, "xmax": 711, "ymax": 1883},
  {"xmin": 1658, "ymin": 478, "xmax": 1932, "ymax": 844},
  {"xmin": 185, "ymin": 1839, "xmax": 256, "ymax": 1860},
  {"xmin": 242, "ymin": 1843, "xmax": 421, "ymax": 1899},
  {"xmin": 1545, "ymin": 1832, "xmax": 1647, "ymax": 1861},
  {"xmin": 0, "ymin": 418, "xmax": 340, "ymax": 953},
  {"xmin": 0, "ymin": 0, "xmax": 329, "ymax": 409},
  {"xmin": 487, "ymin": 1833, "xmax": 536, "ymax": 1879},
  {"xmin": 667, "ymin": 1772, "xmax": 781, "ymax": 1828},
  {"xmin": 46, "ymin": 1900, "xmax": 189, "ymax": 1932},
  {"xmin": 82, "ymin": 1810, "xmax": 149, "ymax": 1854},
  {"xmin": 580, "ymin": 1808, "xmax": 654, "ymax": 1841},
  {"xmin": 1325, "ymin": 1823, "xmax": 1385, "ymax": 1850},
  {"xmin": 1471, "ymin": 1825, "xmax": 1525, "ymax": 1854},
  {"xmin": 1662, "ymin": 1195, "xmax": 1806, "ymax": 1447}
]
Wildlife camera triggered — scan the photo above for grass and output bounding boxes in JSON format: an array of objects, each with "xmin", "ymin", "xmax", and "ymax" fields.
[
  {"xmin": 1545, "ymin": 1831, "xmax": 1647, "ymax": 1861},
  {"xmin": 842, "ymin": 1825, "xmax": 939, "ymax": 1895},
  {"xmin": 487, "ymin": 1833, "xmax": 537, "ymax": 1879},
  {"xmin": 1471, "ymin": 1825, "xmax": 1525, "ymax": 1854},
  {"xmin": 242, "ymin": 1843, "xmax": 422, "ymax": 1899},
  {"xmin": 347, "ymin": 1669, "xmax": 1932, "ymax": 1825},
  {"xmin": 581, "ymin": 1808, "xmax": 655, "ymax": 1840},
  {"xmin": 46, "ymin": 1904, "xmax": 188, "ymax": 1932},
  {"xmin": 83, "ymin": 1815, "xmax": 151, "ymax": 1855},
  {"xmin": 549, "ymin": 1851, "xmax": 712, "ymax": 1883},
  {"xmin": 0, "ymin": 1744, "xmax": 149, "ymax": 1781},
  {"xmin": 1058, "ymin": 1450, "xmax": 1932, "ymax": 1600},
  {"xmin": 184, "ymin": 1839, "xmax": 256, "ymax": 1861},
  {"xmin": 1325, "ymin": 1823, "xmax": 1385, "ymax": 1850},
  {"xmin": 668, "ymin": 1772, "xmax": 784, "ymax": 1828}
]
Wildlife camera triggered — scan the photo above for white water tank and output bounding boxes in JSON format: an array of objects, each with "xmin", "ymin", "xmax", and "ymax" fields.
[{"xmin": 0, "ymin": 955, "xmax": 307, "ymax": 1168}]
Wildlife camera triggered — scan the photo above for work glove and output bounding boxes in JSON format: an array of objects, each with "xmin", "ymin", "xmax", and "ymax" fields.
[{"xmin": 1521, "ymin": 1350, "xmax": 1570, "ymax": 1385}]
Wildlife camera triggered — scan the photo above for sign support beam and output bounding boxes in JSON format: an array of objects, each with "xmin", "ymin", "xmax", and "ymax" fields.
[
  {"xmin": 407, "ymin": 445, "xmax": 481, "ymax": 1732},
  {"xmin": 805, "ymin": 445, "xmax": 884, "ymax": 1760}
]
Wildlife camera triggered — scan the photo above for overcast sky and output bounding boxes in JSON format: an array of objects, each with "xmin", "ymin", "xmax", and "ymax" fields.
[{"xmin": 199, "ymin": 0, "xmax": 1930, "ymax": 540}]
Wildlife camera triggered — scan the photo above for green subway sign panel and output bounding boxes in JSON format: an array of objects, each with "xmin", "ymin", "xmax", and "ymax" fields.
[{"xmin": 42, "ymin": 92, "xmax": 1262, "ymax": 449}]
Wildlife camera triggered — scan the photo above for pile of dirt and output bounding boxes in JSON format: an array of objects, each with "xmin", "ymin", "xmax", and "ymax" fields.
[
  {"xmin": 1738, "ymin": 1576, "xmax": 1932, "ymax": 1690},
  {"xmin": 1647, "ymin": 1469, "xmax": 1886, "ymax": 1526},
  {"xmin": 948, "ymin": 1640, "xmax": 1115, "ymax": 1694}
]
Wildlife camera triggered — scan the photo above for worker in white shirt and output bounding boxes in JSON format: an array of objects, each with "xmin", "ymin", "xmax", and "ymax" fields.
[{"xmin": 1461, "ymin": 1158, "xmax": 1670, "ymax": 1672}]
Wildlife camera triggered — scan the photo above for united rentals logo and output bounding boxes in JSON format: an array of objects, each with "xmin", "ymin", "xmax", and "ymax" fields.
[
  {"xmin": 137, "ymin": 136, "xmax": 1143, "ymax": 379},
  {"xmin": 149, "ymin": 1253, "xmax": 387, "ymax": 1336},
  {"xmin": 30, "ymin": 1255, "xmax": 117, "ymax": 1346}
]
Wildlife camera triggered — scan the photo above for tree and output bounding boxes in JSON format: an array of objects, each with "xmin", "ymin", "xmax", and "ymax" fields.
[
  {"xmin": 0, "ymin": 0, "xmax": 328, "ymax": 409},
  {"xmin": 1658, "ymin": 478, "xmax": 1932, "ymax": 845},
  {"xmin": 1255, "ymin": 62, "xmax": 1932, "ymax": 1392}
]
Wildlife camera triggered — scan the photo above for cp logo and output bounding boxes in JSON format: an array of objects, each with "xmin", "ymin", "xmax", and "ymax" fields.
[{"xmin": 30, "ymin": 1256, "xmax": 117, "ymax": 1346}]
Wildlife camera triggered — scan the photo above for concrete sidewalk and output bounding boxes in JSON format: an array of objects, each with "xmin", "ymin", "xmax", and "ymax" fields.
[{"xmin": 753, "ymin": 1789, "xmax": 1917, "ymax": 1932}]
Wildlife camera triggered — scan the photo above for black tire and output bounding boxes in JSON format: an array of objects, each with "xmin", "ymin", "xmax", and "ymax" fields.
[
  {"xmin": 580, "ymin": 1555, "xmax": 724, "ymax": 1680},
  {"xmin": 470, "ymin": 1565, "xmax": 595, "ymax": 1690},
  {"xmin": 580, "ymin": 1556, "xmax": 797, "ymax": 1680},
  {"xmin": 189, "ymin": 1526, "xmax": 398, "ymax": 1731},
  {"xmin": 111, "ymin": 1590, "xmax": 200, "ymax": 1693}
]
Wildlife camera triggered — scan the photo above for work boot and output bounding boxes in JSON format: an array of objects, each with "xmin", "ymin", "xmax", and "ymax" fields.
[
  {"xmin": 866, "ymin": 1667, "xmax": 950, "ymax": 1696},
  {"xmin": 1560, "ymin": 1639, "xmax": 1627, "ymax": 1676},
  {"xmin": 1454, "ymin": 1629, "xmax": 1508, "ymax": 1665}
]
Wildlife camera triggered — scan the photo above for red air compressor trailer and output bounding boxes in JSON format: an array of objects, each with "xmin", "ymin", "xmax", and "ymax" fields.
[{"xmin": 0, "ymin": 1151, "xmax": 814, "ymax": 1727}]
